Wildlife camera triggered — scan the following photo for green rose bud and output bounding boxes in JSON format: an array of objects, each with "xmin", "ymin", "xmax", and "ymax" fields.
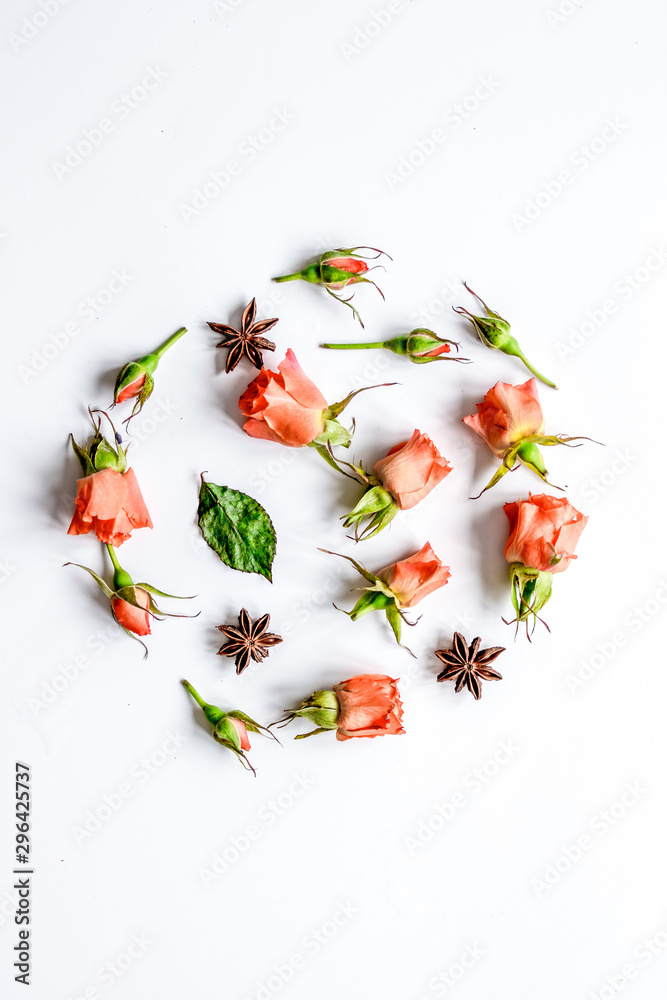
[{"xmin": 453, "ymin": 283, "xmax": 557, "ymax": 388}]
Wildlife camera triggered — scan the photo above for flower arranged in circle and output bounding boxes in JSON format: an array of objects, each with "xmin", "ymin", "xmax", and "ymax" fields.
[
  {"xmin": 112, "ymin": 327, "xmax": 187, "ymax": 423},
  {"xmin": 321, "ymin": 328, "xmax": 468, "ymax": 364},
  {"xmin": 334, "ymin": 430, "xmax": 452, "ymax": 540},
  {"xmin": 239, "ymin": 349, "xmax": 328, "ymax": 447},
  {"xmin": 273, "ymin": 674, "xmax": 404, "ymax": 741},
  {"xmin": 182, "ymin": 680, "xmax": 276, "ymax": 775},
  {"xmin": 322, "ymin": 543, "xmax": 451, "ymax": 650},
  {"xmin": 65, "ymin": 547, "xmax": 195, "ymax": 654},
  {"xmin": 453, "ymin": 282, "xmax": 556, "ymax": 388},
  {"xmin": 67, "ymin": 411, "xmax": 152, "ymax": 546},
  {"xmin": 239, "ymin": 348, "xmax": 394, "ymax": 463},
  {"xmin": 503, "ymin": 493, "xmax": 588, "ymax": 636},
  {"xmin": 463, "ymin": 378, "xmax": 592, "ymax": 496},
  {"xmin": 273, "ymin": 246, "xmax": 390, "ymax": 326},
  {"xmin": 68, "ymin": 467, "xmax": 153, "ymax": 547}
]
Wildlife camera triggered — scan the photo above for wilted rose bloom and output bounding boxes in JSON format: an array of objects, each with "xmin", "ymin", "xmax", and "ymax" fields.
[
  {"xmin": 504, "ymin": 493, "xmax": 588, "ymax": 574},
  {"xmin": 239, "ymin": 349, "xmax": 328, "ymax": 447},
  {"xmin": 333, "ymin": 674, "xmax": 404, "ymax": 741},
  {"xmin": 463, "ymin": 379, "xmax": 544, "ymax": 458},
  {"xmin": 111, "ymin": 587, "xmax": 151, "ymax": 636},
  {"xmin": 373, "ymin": 430, "xmax": 451, "ymax": 510},
  {"xmin": 378, "ymin": 542, "xmax": 451, "ymax": 607},
  {"xmin": 68, "ymin": 467, "xmax": 153, "ymax": 546}
]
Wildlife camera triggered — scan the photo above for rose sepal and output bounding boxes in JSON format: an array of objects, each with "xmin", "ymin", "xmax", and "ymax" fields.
[
  {"xmin": 472, "ymin": 432, "xmax": 594, "ymax": 498},
  {"xmin": 271, "ymin": 688, "xmax": 340, "ymax": 739},
  {"xmin": 70, "ymin": 409, "xmax": 128, "ymax": 475},
  {"xmin": 506, "ymin": 562, "xmax": 554, "ymax": 637}
]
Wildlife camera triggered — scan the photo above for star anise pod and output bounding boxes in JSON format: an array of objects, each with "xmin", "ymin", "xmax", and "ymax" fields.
[
  {"xmin": 208, "ymin": 298, "xmax": 279, "ymax": 372},
  {"xmin": 435, "ymin": 632, "xmax": 505, "ymax": 700},
  {"xmin": 216, "ymin": 609, "xmax": 283, "ymax": 674}
]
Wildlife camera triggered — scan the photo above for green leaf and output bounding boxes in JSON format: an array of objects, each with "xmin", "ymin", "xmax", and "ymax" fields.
[{"xmin": 197, "ymin": 479, "xmax": 276, "ymax": 582}]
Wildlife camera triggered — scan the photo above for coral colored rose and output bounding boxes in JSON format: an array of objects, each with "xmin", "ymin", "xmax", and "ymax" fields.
[
  {"xmin": 373, "ymin": 430, "xmax": 452, "ymax": 510},
  {"xmin": 228, "ymin": 716, "xmax": 251, "ymax": 751},
  {"xmin": 463, "ymin": 379, "xmax": 544, "ymax": 458},
  {"xmin": 504, "ymin": 493, "xmax": 587, "ymax": 574},
  {"xmin": 68, "ymin": 467, "xmax": 153, "ymax": 546},
  {"xmin": 111, "ymin": 587, "xmax": 151, "ymax": 636},
  {"xmin": 68, "ymin": 467, "xmax": 152, "ymax": 545},
  {"xmin": 332, "ymin": 674, "xmax": 404, "ymax": 741},
  {"xmin": 116, "ymin": 372, "xmax": 146, "ymax": 403},
  {"xmin": 378, "ymin": 542, "xmax": 451, "ymax": 608},
  {"xmin": 239, "ymin": 349, "xmax": 328, "ymax": 447}
]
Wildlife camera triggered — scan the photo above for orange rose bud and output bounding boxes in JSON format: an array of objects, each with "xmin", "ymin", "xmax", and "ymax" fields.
[
  {"xmin": 273, "ymin": 246, "xmax": 390, "ymax": 327},
  {"xmin": 273, "ymin": 674, "xmax": 404, "ymax": 741},
  {"xmin": 373, "ymin": 431, "xmax": 452, "ymax": 511},
  {"xmin": 321, "ymin": 543, "xmax": 450, "ymax": 650},
  {"xmin": 503, "ymin": 493, "xmax": 588, "ymax": 636},
  {"xmin": 111, "ymin": 587, "xmax": 151, "ymax": 636},
  {"xmin": 65, "ymin": 550, "xmax": 196, "ymax": 654},
  {"xmin": 112, "ymin": 327, "xmax": 186, "ymax": 423},
  {"xmin": 181, "ymin": 680, "xmax": 275, "ymax": 775},
  {"xmin": 321, "ymin": 329, "xmax": 467, "ymax": 364}
]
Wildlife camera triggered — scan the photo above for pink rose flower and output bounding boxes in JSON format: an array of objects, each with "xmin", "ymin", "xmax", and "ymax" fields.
[
  {"xmin": 463, "ymin": 378, "xmax": 544, "ymax": 458},
  {"xmin": 373, "ymin": 430, "xmax": 451, "ymax": 510},
  {"xmin": 239, "ymin": 349, "xmax": 328, "ymax": 447},
  {"xmin": 504, "ymin": 493, "xmax": 588, "ymax": 574},
  {"xmin": 378, "ymin": 542, "xmax": 451, "ymax": 608}
]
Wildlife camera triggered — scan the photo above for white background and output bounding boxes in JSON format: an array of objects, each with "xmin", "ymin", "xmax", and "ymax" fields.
[{"xmin": 2, "ymin": 1, "xmax": 667, "ymax": 998}]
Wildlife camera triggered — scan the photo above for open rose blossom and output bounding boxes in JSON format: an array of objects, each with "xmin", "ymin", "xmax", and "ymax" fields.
[
  {"xmin": 374, "ymin": 431, "xmax": 452, "ymax": 510},
  {"xmin": 463, "ymin": 379, "xmax": 591, "ymax": 495},
  {"xmin": 68, "ymin": 467, "xmax": 153, "ymax": 546},
  {"xmin": 272, "ymin": 674, "xmax": 404, "ymax": 741},
  {"xmin": 239, "ymin": 349, "xmax": 328, "ymax": 447},
  {"xmin": 503, "ymin": 493, "xmax": 588, "ymax": 635},
  {"xmin": 322, "ymin": 543, "xmax": 450, "ymax": 649}
]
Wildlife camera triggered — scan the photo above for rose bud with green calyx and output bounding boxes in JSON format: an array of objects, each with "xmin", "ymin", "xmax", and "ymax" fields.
[
  {"xmin": 320, "ymin": 543, "xmax": 450, "ymax": 653},
  {"xmin": 182, "ymin": 680, "xmax": 277, "ymax": 775},
  {"xmin": 65, "ymin": 544, "xmax": 196, "ymax": 655},
  {"xmin": 273, "ymin": 247, "xmax": 390, "ymax": 327},
  {"xmin": 321, "ymin": 328, "xmax": 468, "ymax": 364},
  {"xmin": 113, "ymin": 326, "xmax": 187, "ymax": 423},
  {"xmin": 453, "ymin": 283, "xmax": 556, "ymax": 388}
]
